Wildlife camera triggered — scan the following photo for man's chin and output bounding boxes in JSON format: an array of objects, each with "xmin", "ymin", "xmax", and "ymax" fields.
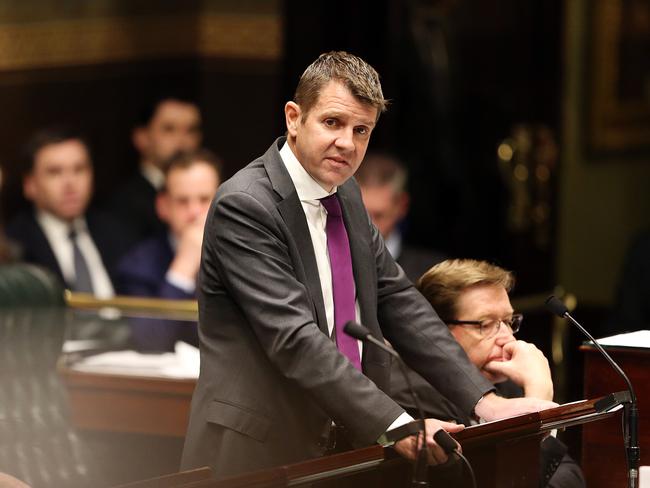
[{"xmin": 481, "ymin": 369, "xmax": 508, "ymax": 384}]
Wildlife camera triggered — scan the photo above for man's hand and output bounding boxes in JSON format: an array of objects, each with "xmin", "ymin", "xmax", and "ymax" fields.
[
  {"xmin": 484, "ymin": 340, "xmax": 554, "ymax": 400},
  {"xmin": 168, "ymin": 219, "xmax": 206, "ymax": 280},
  {"xmin": 474, "ymin": 392, "xmax": 557, "ymax": 422},
  {"xmin": 393, "ymin": 419, "xmax": 464, "ymax": 465}
]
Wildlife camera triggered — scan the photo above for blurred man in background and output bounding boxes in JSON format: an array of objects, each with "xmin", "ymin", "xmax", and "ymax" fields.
[
  {"xmin": 356, "ymin": 152, "xmax": 445, "ymax": 282},
  {"xmin": 6, "ymin": 127, "xmax": 131, "ymax": 297},
  {"xmin": 115, "ymin": 149, "xmax": 221, "ymax": 350},
  {"xmin": 108, "ymin": 95, "xmax": 203, "ymax": 245}
]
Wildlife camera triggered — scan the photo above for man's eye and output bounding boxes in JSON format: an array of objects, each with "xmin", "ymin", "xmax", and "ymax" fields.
[
  {"xmin": 324, "ymin": 118, "xmax": 337, "ymax": 127},
  {"xmin": 355, "ymin": 126, "xmax": 369, "ymax": 135}
]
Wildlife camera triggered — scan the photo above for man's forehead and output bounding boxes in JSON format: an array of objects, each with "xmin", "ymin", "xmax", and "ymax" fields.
[
  {"xmin": 153, "ymin": 100, "xmax": 200, "ymax": 121},
  {"xmin": 309, "ymin": 81, "xmax": 378, "ymax": 124},
  {"xmin": 35, "ymin": 140, "xmax": 89, "ymax": 164},
  {"xmin": 458, "ymin": 284, "xmax": 513, "ymax": 312}
]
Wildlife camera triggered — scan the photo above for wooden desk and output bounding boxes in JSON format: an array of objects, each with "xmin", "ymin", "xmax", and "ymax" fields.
[
  {"xmin": 581, "ymin": 344, "xmax": 648, "ymax": 487},
  {"xmin": 61, "ymin": 368, "xmax": 195, "ymax": 437}
]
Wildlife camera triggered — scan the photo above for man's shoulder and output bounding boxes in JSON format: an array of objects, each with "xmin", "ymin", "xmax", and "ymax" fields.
[
  {"xmin": 116, "ymin": 236, "xmax": 171, "ymax": 279},
  {"xmin": 116, "ymin": 172, "xmax": 156, "ymax": 194},
  {"xmin": 217, "ymin": 139, "xmax": 286, "ymax": 202},
  {"xmin": 5, "ymin": 210, "xmax": 41, "ymax": 241},
  {"xmin": 121, "ymin": 235, "xmax": 170, "ymax": 264}
]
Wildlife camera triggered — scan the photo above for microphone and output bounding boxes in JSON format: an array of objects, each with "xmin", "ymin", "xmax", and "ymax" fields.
[
  {"xmin": 344, "ymin": 321, "xmax": 462, "ymax": 487},
  {"xmin": 546, "ymin": 295, "xmax": 639, "ymax": 488}
]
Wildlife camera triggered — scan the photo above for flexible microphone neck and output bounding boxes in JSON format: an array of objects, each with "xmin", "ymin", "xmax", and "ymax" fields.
[
  {"xmin": 545, "ymin": 296, "xmax": 637, "ymax": 403},
  {"xmin": 344, "ymin": 321, "xmax": 429, "ymax": 487},
  {"xmin": 546, "ymin": 295, "xmax": 639, "ymax": 487}
]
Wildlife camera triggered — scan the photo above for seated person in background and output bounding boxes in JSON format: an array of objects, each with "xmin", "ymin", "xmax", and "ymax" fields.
[
  {"xmin": 606, "ymin": 227, "xmax": 650, "ymax": 335},
  {"xmin": 115, "ymin": 149, "xmax": 222, "ymax": 350},
  {"xmin": 390, "ymin": 259, "xmax": 585, "ymax": 488},
  {"xmin": 6, "ymin": 127, "xmax": 132, "ymax": 297},
  {"xmin": 355, "ymin": 152, "xmax": 445, "ymax": 282},
  {"xmin": 107, "ymin": 95, "xmax": 203, "ymax": 245}
]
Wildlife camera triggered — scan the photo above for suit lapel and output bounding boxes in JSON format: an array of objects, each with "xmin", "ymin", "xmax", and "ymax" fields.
[
  {"xmin": 28, "ymin": 213, "xmax": 67, "ymax": 285},
  {"xmin": 265, "ymin": 139, "xmax": 329, "ymax": 336}
]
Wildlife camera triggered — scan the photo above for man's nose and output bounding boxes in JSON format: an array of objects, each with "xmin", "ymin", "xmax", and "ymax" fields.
[
  {"xmin": 177, "ymin": 132, "xmax": 197, "ymax": 152},
  {"xmin": 495, "ymin": 322, "xmax": 515, "ymax": 344},
  {"xmin": 335, "ymin": 128, "xmax": 355, "ymax": 152}
]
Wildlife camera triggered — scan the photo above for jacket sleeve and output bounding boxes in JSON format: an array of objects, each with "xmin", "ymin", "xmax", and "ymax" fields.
[{"xmin": 201, "ymin": 189, "xmax": 404, "ymax": 445}]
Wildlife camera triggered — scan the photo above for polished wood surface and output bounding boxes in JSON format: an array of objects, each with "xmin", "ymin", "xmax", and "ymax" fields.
[
  {"xmin": 192, "ymin": 398, "xmax": 613, "ymax": 488},
  {"xmin": 581, "ymin": 344, "xmax": 649, "ymax": 488},
  {"xmin": 60, "ymin": 365, "xmax": 614, "ymax": 487},
  {"xmin": 61, "ymin": 367, "xmax": 195, "ymax": 437}
]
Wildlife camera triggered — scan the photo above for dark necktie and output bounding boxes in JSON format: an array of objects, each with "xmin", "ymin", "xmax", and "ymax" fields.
[
  {"xmin": 320, "ymin": 194, "xmax": 362, "ymax": 370},
  {"xmin": 68, "ymin": 228, "xmax": 94, "ymax": 294}
]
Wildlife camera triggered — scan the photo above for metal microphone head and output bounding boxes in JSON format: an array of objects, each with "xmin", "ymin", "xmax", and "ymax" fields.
[
  {"xmin": 344, "ymin": 321, "xmax": 371, "ymax": 341},
  {"xmin": 545, "ymin": 295, "xmax": 569, "ymax": 318}
]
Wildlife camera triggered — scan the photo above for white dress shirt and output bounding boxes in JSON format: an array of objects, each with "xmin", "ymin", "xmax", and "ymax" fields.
[
  {"xmin": 36, "ymin": 211, "xmax": 115, "ymax": 298},
  {"xmin": 279, "ymin": 142, "xmax": 411, "ymax": 438},
  {"xmin": 279, "ymin": 142, "xmax": 362, "ymax": 348},
  {"xmin": 140, "ymin": 163, "xmax": 165, "ymax": 191}
]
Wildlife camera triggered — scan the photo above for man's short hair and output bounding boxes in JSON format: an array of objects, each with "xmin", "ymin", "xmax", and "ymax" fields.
[
  {"xmin": 136, "ymin": 94, "xmax": 199, "ymax": 127},
  {"xmin": 21, "ymin": 127, "xmax": 90, "ymax": 176},
  {"xmin": 417, "ymin": 259, "xmax": 515, "ymax": 321},
  {"xmin": 355, "ymin": 152, "xmax": 408, "ymax": 193},
  {"xmin": 294, "ymin": 51, "xmax": 387, "ymax": 120},
  {"xmin": 161, "ymin": 148, "xmax": 223, "ymax": 192}
]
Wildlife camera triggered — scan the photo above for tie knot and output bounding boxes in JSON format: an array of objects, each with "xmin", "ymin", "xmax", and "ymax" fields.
[
  {"xmin": 320, "ymin": 194, "xmax": 342, "ymax": 217},
  {"xmin": 68, "ymin": 227, "xmax": 78, "ymax": 241}
]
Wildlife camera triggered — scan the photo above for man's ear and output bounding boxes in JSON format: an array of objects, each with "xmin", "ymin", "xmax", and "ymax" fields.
[
  {"xmin": 23, "ymin": 175, "xmax": 35, "ymax": 201},
  {"xmin": 155, "ymin": 192, "xmax": 169, "ymax": 222},
  {"xmin": 284, "ymin": 101, "xmax": 301, "ymax": 138},
  {"xmin": 396, "ymin": 192, "xmax": 410, "ymax": 221},
  {"xmin": 132, "ymin": 126, "xmax": 148, "ymax": 154}
]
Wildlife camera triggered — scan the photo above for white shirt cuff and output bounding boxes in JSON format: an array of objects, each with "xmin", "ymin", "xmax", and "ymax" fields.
[
  {"xmin": 377, "ymin": 412, "xmax": 414, "ymax": 446},
  {"xmin": 165, "ymin": 270, "xmax": 196, "ymax": 294}
]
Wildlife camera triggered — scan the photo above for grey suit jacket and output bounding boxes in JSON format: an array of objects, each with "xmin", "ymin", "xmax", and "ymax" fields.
[{"xmin": 181, "ymin": 138, "xmax": 493, "ymax": 478}]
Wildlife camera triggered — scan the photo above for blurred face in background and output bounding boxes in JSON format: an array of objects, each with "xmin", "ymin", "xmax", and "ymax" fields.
[
  {"xmin": 156, "ymin": 161, "xmax": 220, "ymax": 239},
  {"xmin": 23, "ymin": 139, "xmax": 93, "ymax": 222},
  {"xmin": 359, "ymin": 184, "xmax": 409, "ymax": 238},
  {"xmin": 134, "ymin": 100, "xmax": 202, "ymax": 169}
]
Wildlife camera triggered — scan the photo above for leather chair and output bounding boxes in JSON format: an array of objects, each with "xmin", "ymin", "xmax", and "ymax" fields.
[
  {"xmin": 0, "ymin": 263, "xmax": 64, "ymax": 307},
  {"xmin": 0, "ymin": 265, "xmax": 97, "ymax": 487}
]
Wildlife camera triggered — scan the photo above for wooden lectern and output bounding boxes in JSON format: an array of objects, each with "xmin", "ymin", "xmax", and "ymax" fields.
[
  {"xmin": 582, "ymin": 343, "xmax": 649, "ymax": 487},
  {"xmin": 180, "ymin": 397, "xmax": 619, "ymax": 488}
]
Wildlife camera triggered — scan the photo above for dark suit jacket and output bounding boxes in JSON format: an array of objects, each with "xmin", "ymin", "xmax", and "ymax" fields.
[
  {"xmin": 181, "ymin": 138, "xmax": 493, "ymax": 478},
  {"xmin": 115, "ymin": 234, "xmax": 198, "ymax": 350},
  {"xmin": 389, "ymin": 360, "xmax": 586, "ymax": 488},
  {"xmin": 5, "ymin": 209, "xmax": 132, "ymax": 290},
  {"xmin": 396, "ymin": 244, "xmax": 446, "ymax": 284},
  {"xmin": 106, "ymin": 172, "xmax": 166, "ymax": 247}
]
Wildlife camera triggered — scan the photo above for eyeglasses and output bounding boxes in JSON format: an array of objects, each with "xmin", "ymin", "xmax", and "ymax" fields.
[{"xmin": 444, "ymin": 313, "xmax": 523, "ymax": 338}]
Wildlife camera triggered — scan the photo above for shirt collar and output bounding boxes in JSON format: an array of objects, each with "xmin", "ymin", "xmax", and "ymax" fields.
[
  {"xmin": 279, "ymin": 141, "xmax": 336, "ymax": 202},
  {"xmin": 36, "ymin": 210, "xmax": 87, "ymax": 237},
  {"xmin": 140, "ymin": 163, "xmax": 165, "ymax": 190}
]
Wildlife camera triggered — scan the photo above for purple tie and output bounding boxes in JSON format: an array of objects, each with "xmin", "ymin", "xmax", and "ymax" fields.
[{"xmin": 320, "ymin": 194, "xmax": 362, "ymax": 370}]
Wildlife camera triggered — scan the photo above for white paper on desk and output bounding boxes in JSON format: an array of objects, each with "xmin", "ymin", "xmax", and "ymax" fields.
[
  {"xmin": 69, "ymin": 341, "xmax": 200, "ymax": 379},
  {"xmin": 595, "ymin": 330, "xmax": 650, "ymax": 348}
]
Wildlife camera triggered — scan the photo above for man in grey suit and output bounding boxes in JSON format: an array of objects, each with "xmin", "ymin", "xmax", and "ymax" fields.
[{"xmin": 181, "ymin": 51, "xmax": 554, "ymax": 479}]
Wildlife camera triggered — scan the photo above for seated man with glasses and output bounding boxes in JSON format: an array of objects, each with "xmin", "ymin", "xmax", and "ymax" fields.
[{"xmin": 389, "ymin": 258, "xmax": 584, "ymax": 487}]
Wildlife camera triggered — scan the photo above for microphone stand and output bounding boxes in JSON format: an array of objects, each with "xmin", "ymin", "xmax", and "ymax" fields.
[
  {"xmin": 546, "ymin": 296, "xmax": 640, "ymax": 488},
  {"xmin": 344, "ymin": 322, "xmax": 429, "ymax": 487}
]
